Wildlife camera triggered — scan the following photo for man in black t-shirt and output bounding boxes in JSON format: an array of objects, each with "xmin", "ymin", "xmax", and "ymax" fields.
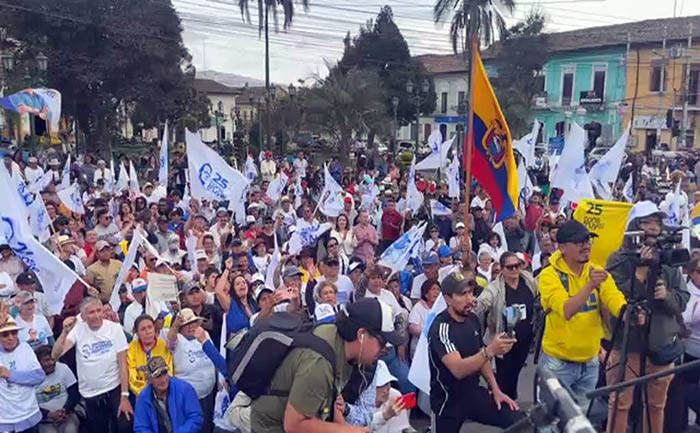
[{"xmin": 428, "ymin": 271, "xmax": 525, "ymax": 433}]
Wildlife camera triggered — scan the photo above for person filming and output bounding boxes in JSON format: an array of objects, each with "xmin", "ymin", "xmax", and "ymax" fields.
[{"xmin": 605, "ymin": 202, "xmax": 689, "ymax": 433}]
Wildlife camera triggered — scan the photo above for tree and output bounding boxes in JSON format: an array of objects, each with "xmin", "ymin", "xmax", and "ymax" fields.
[
  {"xmin": 304, "ymin": 66, "xmax": 389, "ymax": 164},
  {"xmin": 434, "ymin": 0, "xmax": 516, "ymax": 55},
  {"xmin": 1, "ymin": 0, "xmax": 209, "ymax": 155},
  {"xmin": 490, "ymin": 11, "xmax": 548, "ymax": 136},
  {"xmin": 339, "ymin": 6, "xmax": 435, "ymax": 147}
]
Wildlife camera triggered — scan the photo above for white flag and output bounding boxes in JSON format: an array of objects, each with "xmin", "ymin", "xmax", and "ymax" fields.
[
  {"xmin": 288, "ymin": 222, "xmax": 332, "ymax": 255},
  {"xmin": 360, "ymin": 178, "xmax": 379, "ymax": 211},
  {"xmin": 57, "ymin": 183, "xmax": 85, "ymax": 215},
  {"xmin": 517, "ymin": 162, "xmax": 534, "ymax": 214},
  {"xmin": 185, "ymin": 230, "xmax": 198, "ymax": 274},
  {"xmin": 430, "ymin": 199, "xmax": 453, "ymax": 216},
  {"xmin": 11, "ymin": 169, "xmax": 50, "ymax": 242},
  {"xmin": 666, "ymin": 181, "xmax": 683, "ymax": 227},
  {"xmin": 116, "ymin": 162, "xmax": 129, "ymax": 192},
  {"xmin": 378, "ymin": 222, "xmax": 427, "ymax": 276},
  {"xmin": 294, "ymin": 175, "xmax": 303, "ymax": 209},
  {"xmin": 265, "ymin": 233, "xmax": 280, "ymax": 290},
  {"xmin": 409, "ymin": 292, "xmax": 447, "ymax": 394},
  {"xmin": 186, "ymin": 130, "xmax": 249, "ymax": 225},
  {"xmin": 406, "ymin": 157, "xmax": 424, "ymax": 213},
  {"xmin": 447, "ymin": 153, "xmax": 460, "ymax": 199},
  {"xmin": 29, "ymin": 170, "xmax": 53, "ymax": 194},
  {"xmin": 159, "ymin": 122, "xmax": 169, "ymax": 188},
  {"xmin": 589, "ymin": 125, "xmax": 630, "ymax": 201},
  {"xmin": 266, "ymin": 172, "xmax": 288, "ymax": 203},
  {"xmin": 492, "ymin": 222, "xmax": 509, "ymax": 258},
  {"xmin": 109, "ymin": 228, "xmax": 143, "ymax": 310},
  {"xmin": 622, "ymin": 176, "xmax": 634, "ymax": 203},
  {"xmin": 245, "ymin": 155, "xmax": 258, "ymax": 182},
  {"xmin": 319, "ymin": 165, "xmax": 345, "ymax": 217},
  {"xmin": 415, "ymin": 137, "xmax": 455, "ymax": 171},
  {"xmin": 0, "ymin": 164, "xmax": 77, "ymax": 315},
  {"xmin": 59, "ymin": 154, "xmax": 71, "ymax": 191},
  {"xmin": 552, "ymin": 121, "xmax": 594, "ymax": 204},
  {"xmin": 107, "ymin": 159, "xmax": 115, "ymax": 193},
  {"xmin": 129, "ymin": 160, "xmax": 140, "ymax": 199},
  {"xmin": 513, "ymin": 119, "xmax": 540, "ymax": 168}
]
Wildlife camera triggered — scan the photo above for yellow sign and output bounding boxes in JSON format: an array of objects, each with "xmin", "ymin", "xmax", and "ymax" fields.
[{"xmin": 573, "ymin": 199, "xmax": 633, "ymax": 267}]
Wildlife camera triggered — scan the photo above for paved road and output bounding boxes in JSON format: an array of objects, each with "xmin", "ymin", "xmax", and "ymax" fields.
[{"xmin": 410, "ymin": 356, "xmax": 538, "ymax": 433}]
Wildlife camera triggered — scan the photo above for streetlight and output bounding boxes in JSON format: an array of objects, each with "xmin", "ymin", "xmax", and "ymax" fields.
[
  {"xmin": 215, "ymin": 100, "xmax": 224, "ymax": 148},
  {"xmin": 407, "ymin": 79, "xmax": 429, "ymax": 149},
  {"xmin": 1, "ymin": 52, "xmax": 14, "ymax": 72},
  {"xmin": 288, "ymin": 83, "xmax": 296, "ymax": 98},
  {"xmin": 392, "ymin": 96, "xmax": 399, "ymax": 141},
  {"xmin": 36, "ymin": 52, "xmax": 48, "ymax": 71}
]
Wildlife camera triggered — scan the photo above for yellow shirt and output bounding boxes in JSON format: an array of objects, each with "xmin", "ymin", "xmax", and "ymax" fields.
[
  {"xmin": 538, "ymin": 250, "xmax": 626, "ymax": 363},
  {"xmin": 126, "ymin": 338, "xmax": 173, "ymax": 396},
  {"xmin": 300, "ymin": 267, "xmax": 321, "ymax": 284}
]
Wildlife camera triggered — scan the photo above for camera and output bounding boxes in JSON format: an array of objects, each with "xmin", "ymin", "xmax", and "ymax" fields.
[
  {"xmin": 623, "ymin": 229, "xmax": 689, "ymax": 267},
  {"xmin": 504, "ymin": 304, "xmax": 527, "ymax": 338}
]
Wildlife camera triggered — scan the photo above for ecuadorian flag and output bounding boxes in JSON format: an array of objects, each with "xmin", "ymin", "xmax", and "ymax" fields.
[{"xmin": 469, "ymin": 51, "xmax": 519, "ymax": 221}]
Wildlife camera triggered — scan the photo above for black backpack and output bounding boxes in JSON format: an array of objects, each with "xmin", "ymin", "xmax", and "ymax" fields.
[{"xmin": 227, "ymin": 312, "xmax": 337, "ymax": 400}]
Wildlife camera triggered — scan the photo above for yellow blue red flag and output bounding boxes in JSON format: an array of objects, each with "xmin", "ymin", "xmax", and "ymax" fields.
[{"xmin": 469, "ymin": 51, "xmax": 519, "ymax": 221}]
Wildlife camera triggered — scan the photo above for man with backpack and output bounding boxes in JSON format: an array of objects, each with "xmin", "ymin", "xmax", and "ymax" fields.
[{"xmin": 248, "ymin": 297, "xmax": 406, "ymax": 433}]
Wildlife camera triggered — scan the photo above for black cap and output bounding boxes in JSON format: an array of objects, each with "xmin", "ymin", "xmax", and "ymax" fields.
[
  {"xmin": 16, "ymin": 271, "xmax": 37, "ymax": 286},
  {"xmin": 441, "ymin": 271, "xmax": 476, "ymax": 296},
  {"xmin": 342, "ymin": 297, "xmax": 407, "ymax": 347},
  {"xmin": 556, "ymin": 219, "xmax": 598, "ymax": 244}
]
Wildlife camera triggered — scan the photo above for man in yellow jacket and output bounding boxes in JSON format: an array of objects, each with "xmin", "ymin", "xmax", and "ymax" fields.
[{"xmin": 538, "ymin": 219, "xmax": 627, "ymax": 408}]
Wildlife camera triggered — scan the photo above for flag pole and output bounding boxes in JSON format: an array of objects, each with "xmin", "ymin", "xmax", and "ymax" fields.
[{"xmin": 463, "ymin": 36, "xmax": 479, "ymax": 253}]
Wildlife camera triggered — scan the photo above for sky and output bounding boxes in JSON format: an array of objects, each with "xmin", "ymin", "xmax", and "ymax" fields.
[{"xmin": 174, "ymin": 0, "xmax": 700, "ymax": 86}]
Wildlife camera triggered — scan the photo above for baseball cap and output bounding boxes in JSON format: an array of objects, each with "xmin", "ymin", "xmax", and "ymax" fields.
[
  {"xmin": 255, "ymin": 286, "xmax": 273, "ymax": 303},
  {"xmin": 216, "ymin": 207, "xmax": 228, "ymax": 216},
  {"xmin": 423, "ymin": 252, "xmax": 439, "ymax": 266},
  {"xmin": 455, "ymin": 222, "xmax": 465, "ymax": 229},
  {"xmin": 348, "ymin": 258, "xmax": 366, "ymax": 274},
  {"xmin": 556, "ymin": 219, "xmax": 598, "ymax": 244},
  {"xmin": 374, "ymin": 360, "xmax": 397, "ymax": 387},
  {"xmin": 182, "ymin": 280, "xmax": 201, "ymax": 294},
  {"xmin": 340, "ymin": 298, "xmax": 407, "ymax": 347},
  {"xmin": 251, "ymin": 273, "xmax": 265, "ymax": 285},
  {"xmin": 245, "ymin": 215, "xmax": 256, "ymax": 224},
  {"xmin": 282, "ymin": 266, "xmax": 303, "ymax": 279},
  {"xmin": 95, "ymin": 240, "xmax": 111, "ymax": 251},
  {"xmin": 441, "ymin": 271, "xmax": 477, "ymax": 296},
  {"xmin": 131, "ymin": 278, "xmax": 148, "ymax": 293},
  {"xmin": 16, "ymin": 272, "xmax": 37, "ymax": 286},
  {"xmin": 16, "ymin": 290, "xmax": 37, "ymax": 305},
  {"xmin": 138, "ymin": 356, "xmax": 169, "ymax": 379},
  {"xmin": 195, "ymin": 249, "xmax": 207, "ymax": 261},
  {"xmin": 438, "ymin": 245, "xmax": 453, "ymax": 258}
]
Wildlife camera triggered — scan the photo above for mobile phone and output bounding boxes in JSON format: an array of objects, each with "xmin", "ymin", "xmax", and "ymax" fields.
[{"xmin": 399, "ymin": 392, "xmax": 417, "ymax": 409}]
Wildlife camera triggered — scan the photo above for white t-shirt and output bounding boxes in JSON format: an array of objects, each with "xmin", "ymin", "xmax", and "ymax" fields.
[
  {"xmin": 35, "ymin": 362, "xmax": 77, "ymax": 412},
  {"xmin": 94, "ymin": 223, "xmax": 120, "ymax": 243},
  {"xmin": 172, "ymin": 333, "xmax": 216, "ymax": 398},
  {"xmin": 0, "ymin": 342, "xmax": 42, "ymax": 424},
  {"xmin": 24, "ymin": 166, "xmax": 45, "ymax": 185},
  {"xmin": 15, "ymin": 314, "xmax": 53, "ymax": 350},
  {"xmin": 316, "ymin": 275, "xmax": 355, "ymax": 306},
  {"xmin": 67, "ymin": 320, "xmax": 128, "ymax": 398},
  {"xmin": 122, "ymin": 301, "xmax": 146, "ymax": 335},
  {"xmin": 408, "ymin": 302, "xmax": 430, "ymax": 358},
  {"xmin": 410, "ymin": 274, "xmax": 428, "ymax": 300},
  {"xmin": 33, "ymin": 291, "xmax": 51, "ymax": 320},
  {"xmin": 293, "ymin": 158, "xmax": 308, "ymax": 178},
  {"xmin": 364, "ymin": 289, "xmax": 403, "ymax": 320},
  {"xmin": 274, "ymin": 208, "xmax": 297, "ymax": 228}
]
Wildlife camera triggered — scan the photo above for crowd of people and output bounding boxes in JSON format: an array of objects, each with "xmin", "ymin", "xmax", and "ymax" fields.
[{"xmin": 1, "ymin": 142, "xmax": 700, "ymax": 433}]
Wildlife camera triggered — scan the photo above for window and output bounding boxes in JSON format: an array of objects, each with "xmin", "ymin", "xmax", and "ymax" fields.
[
  {"xmin": 534, "ymin": 70, "xmax": 546, "ymax": 93},
  {"xmin": 457, "ymin": 91, "xmax": 466, "ymax": 113},
  {"xmin": 555, "ymin": 121, "xmax": 566, "ymax": 136},
  {"xmin": 562, "ymin": 72, "xmax": 574, "ymax": 106},
  {"xmin": 649, "ymin": 60, "xmax": 667, "ymax": 93},
  {"xmin": 689, "ymin": 68, "xmax": 700, "ymax": 106},
  {"xmin": 440, "ymin": 92, "xmax": 448, "ymax": 113},
  {"xmin": 593, "ymin": 66, "xmax": 606, "ymax": 99}
]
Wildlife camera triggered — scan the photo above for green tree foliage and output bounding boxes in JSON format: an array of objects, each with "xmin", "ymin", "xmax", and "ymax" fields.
[
  {"xmin": 339, "ymin": 6, "xmax": 435, "ymax": 144},
  {"xmin": 1, "ymin": 0, "xmax": 210, "ymax": 154},
  {"xmin": 434, "ymin": 0, "xmax": 516, "ymax": 55}
]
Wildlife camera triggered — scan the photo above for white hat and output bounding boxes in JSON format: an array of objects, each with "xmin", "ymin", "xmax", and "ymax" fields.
[
  {"xmin": 373, "ymin": 360, "xmax": 396, "ymax": 387},
  {"xmin": 626, "ymin": 201, "xmax": 667, "ymax": 229},
  {"xmin": 195, "ymin": 249, "xmax": 207, "ymax": 260}
]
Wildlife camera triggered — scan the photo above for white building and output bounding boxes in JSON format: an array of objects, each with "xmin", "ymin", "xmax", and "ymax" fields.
[{"xmin": 194, "ymin": 78, "xmax": 240, "ymax": 142}]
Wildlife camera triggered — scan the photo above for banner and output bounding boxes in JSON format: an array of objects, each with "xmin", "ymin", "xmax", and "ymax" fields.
[
  {"xmin": 288, "ymin": 222, "xmax": 332, "ymax": 255},
  {"xmin": 430, "ymin": 200, "xmax": 452, "ymax": 216},
  {"xmin": 60, "ymin": 154, "xmax": 71, "ymax": 191},
  {"xmin": 319, "ymin": 165, "xmax": 344, "ymax": 217},
  {"xmin": 116, "ymin": 162, "xmax": 129, "ymax": 192},
  {"xmin": 589, "ymin": 126, "xmax": 630, "ymax": 200},
  {"xmin": 0, "ymin": 88, "xmax": 62, "ymax": 135},
  {"xmin": 147, "ymin": 273, "xmax": 179, "ymax": 303},
  {"xmin": 513, "ymin": 119, "xmax": 539, "ymax": 168},
  {"xmin": 11, "ymin": 169, "xmax": 50, "ymax": 242},
  {"xmin": 245, "ymin": 155, "xmax": 258, "ymax": 182},
  {"xmin": 159, "ymin": 122, "xmax": 169, "ymax": 188},
  {"xmin": 57, "ymin": 183, "xmax": 85, "ymax": 215},
  {"xmin": 29, "ymin": 170, "xmax": 53, "ymax": 194},
  {"xmin": 0, "ymin": 164, "xmax": 76, "ymax": 315},
  {"xmin": 572, "ymin": 199, "xmax": 633, "ymax": 267},
  {"xmin": 266, "ymin": 172, "xmax": 288, "ymax": 203},
  {"xmin": 552, "ymin": 121, "xmax": 594, "ymax": 204},
  {"xmin": 378, "ymin": 222, "xmax": 427, "ymax": 276}
]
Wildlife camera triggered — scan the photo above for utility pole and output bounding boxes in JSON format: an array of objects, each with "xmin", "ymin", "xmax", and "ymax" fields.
[
  {"xmin": 264, "ymin": 4, "xmax": 271, "ymax": 151},
  {"xmin": 681, "ymin": 23, "xmax": 693, "ymax": 148}
]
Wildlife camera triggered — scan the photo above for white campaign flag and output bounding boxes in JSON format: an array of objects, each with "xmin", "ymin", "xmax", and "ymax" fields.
[
  {"xmin": 447, "ymin": 153, "xmax": 460, "ymax": 199},
  {"xmin": 589, "ymin": 125, "xmax": 630, "ymax": 200},
  {"xmin": 265, "ymin": 233, "xmax": 280, "ymax": 290},
  {"xmin": 185, "ymin": 230, "xmax": 198, "ymax": 274},
  {"xmin": 513, "ymin": 119, "xmax": 540, "ymax": 168},
  {"xmin": 57, "ymin": 183, "xmax": 85, "ymax": 215},
  {"xmin": 406, "ymin": 157, "xmax": 424, "ymax": 213},
  {"xmin": 107, "ymin": 159, "xmax": 115, "ymax": 193},
  {"xmin": 186, "ymin": 130, "xmax": 250, "ymax": 225},
  {"xmin": 409, "ymin": 293, "xmax": 447, "ymax": 394},
  {"xmin": 109, "ymin": 228, "xmax": 143, "ymax": 310},
  {"xmin": 29, "ymin": 170, "xmax": 53, "ymax": 194},
  {"xmin": 622, "ymin": 175, "xmax": 634, "ymax": 202},
  {"xmin": 430, "ymin": 199, "xmax": 453, "ymax": 216},
  {"xmin": 266, "ymin": 172, "xmax": 288, "ymax": 203},
  {"xmin": 245, "ymin": 155, "xmax": 258, "ymax": 182},
  {"xmin": 552, "ymin": 121, "xmax": 594, "ymax": 204},
  {"xmin": 159, "ymin": 122, "xmax": 169, "ymax": 188},
  {"xmin": 288, "ymin": 222, "xmax": 332, "ymax": 255},
  {"xmin": 116, "ymin": 161, "xmax": 129, "ymax": 192},
  {"xmin": 129, "ymin": 160, "xmax": 141, "ymax": 199},
  {"xmin": 378, "ymin": 222, "xmax": 427, "ymax": 276},
  {"xmin": 667, "ymin": 181, "xmax": 683, "ymax": 227},
  {"xmin": 0, "ymin": 164, "xmax": 77, "ymax": 315},
  {"xmin": 59, "ymin": 154, "xmax": 71, "ymax": 191},
  {"xmin": 319, "ymin": 165, "xmax": 345, "ymax": 217},
  {"xmin": 517, "ymin": 162, "xmax": 534, "ymax": 214},
  {"xmin": 415, "ymin": 136, "xmax": 455, "ymax": 171},
  {"xmin": 360, "ymin": 178, "xmax": 379, "ymax": 211},
  {"xmin": 294, "ymin": 175, "xmax": 303, "ymax": 209},
  {"xmin": 11, "ymin": 169, "xmax": 50, "ymax": 242},
  {"xmin": 492, "ymin": 222, "xmax": 509, "ymax": 258}
]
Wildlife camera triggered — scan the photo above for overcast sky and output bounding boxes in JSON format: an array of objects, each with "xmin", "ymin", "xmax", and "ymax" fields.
[{"xmin": 173, "ymin": 0, "xmax": 700, "ymax": 86}]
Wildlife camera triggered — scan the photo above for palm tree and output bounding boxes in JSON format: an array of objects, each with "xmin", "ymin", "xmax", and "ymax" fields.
[
  {"xmin": 238, "ymin": 0, "xmax": 309, "ymax": 149},
  {"xmin": 434, "ymin": 0, "xmax": 516, "ymax": 55}
]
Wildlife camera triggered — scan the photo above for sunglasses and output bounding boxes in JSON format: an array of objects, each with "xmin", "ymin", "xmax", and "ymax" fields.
[
  {"xmin": 504, "ymin": 263, "xmax": 520, "ymax": 271},
  {"xmin": 0, "ymin": 330, "xmax": 18, "ymax": 338}
]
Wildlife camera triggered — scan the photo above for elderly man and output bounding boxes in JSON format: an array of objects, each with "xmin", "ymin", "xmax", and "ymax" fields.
[
  {"xmin": 52, "ymin": 297, "xmax": 132, "ymax": 433},
  {"xmin": 0, "ymin": 313, "xmax": 46, "ymax": 433},
  {"xmin": 133, "ymin": 356, "xmax": 203, "ymax": 433}
]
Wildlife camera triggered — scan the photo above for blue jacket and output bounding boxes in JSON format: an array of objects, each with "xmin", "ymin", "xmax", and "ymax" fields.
[{"xmin": 134, "ymin": 376, "xmax": 203, "ymax": 433}]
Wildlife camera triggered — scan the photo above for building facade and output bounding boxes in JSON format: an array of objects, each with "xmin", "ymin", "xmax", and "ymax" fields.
[{"xmin": 193, "ymin": 78, "xmax": 239, "ymax": 143}]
